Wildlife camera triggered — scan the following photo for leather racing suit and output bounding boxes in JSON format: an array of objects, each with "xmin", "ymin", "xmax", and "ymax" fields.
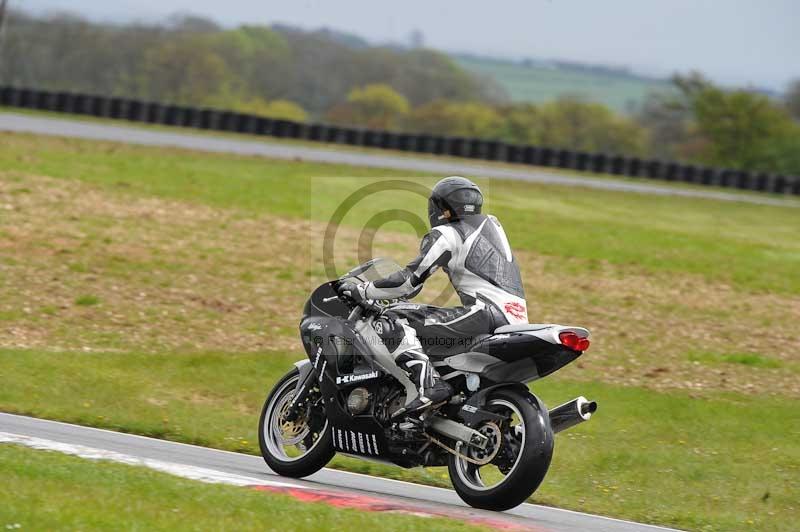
[{"xmin": 360, "ymin": 213, "xmax": 528, "ymax": 410}]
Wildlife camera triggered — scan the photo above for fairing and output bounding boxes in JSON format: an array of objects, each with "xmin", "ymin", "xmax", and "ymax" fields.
[
  {"xmin": 298, "ymin": 259, "xmax": 422, "ymax": 467},
  {"xmin": 301, "ymin": 259, "xmax": 403, "ymax": 321},
  {"xmin": 470, "ymin": 332, "xmax": 582, "ymax": 384}
]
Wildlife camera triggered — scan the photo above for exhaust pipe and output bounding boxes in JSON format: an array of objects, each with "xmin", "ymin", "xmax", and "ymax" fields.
[{"xmin": 549, "ymin": 396, "xmax": 597, "ymax": 434}]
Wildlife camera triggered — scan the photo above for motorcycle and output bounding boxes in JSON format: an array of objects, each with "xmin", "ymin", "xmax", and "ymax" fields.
[{"xmin": 258, "ymin": 258, "xmax": 597, "ymax": 511}]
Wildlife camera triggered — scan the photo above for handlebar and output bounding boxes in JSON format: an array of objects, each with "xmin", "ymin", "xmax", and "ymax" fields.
[{"xmin": 324, "ymin": 294, "xmax": 381, "ymax": 316}]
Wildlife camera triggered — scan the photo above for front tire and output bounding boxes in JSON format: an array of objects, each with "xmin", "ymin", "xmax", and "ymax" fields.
[
  {"xmin": 448, "ymin": 388, "xmax": 554, "ymax": 511},
  {"xmin": 258, "ymin": 367, "xmax": 334, "ymax": 478}
]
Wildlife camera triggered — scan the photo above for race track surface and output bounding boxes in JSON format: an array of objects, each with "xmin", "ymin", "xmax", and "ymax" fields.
[
  {"xmin": 1, "ymin": 112, "xmax": 797, "ymax": 208},
  {"xmin": 1, "ymin": 413, "xmax": 679, "ymax": 531}
]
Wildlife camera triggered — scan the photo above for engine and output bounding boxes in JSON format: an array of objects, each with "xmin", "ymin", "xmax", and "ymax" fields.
[
  {"xmin": 340, "ymin": 379, "xmax": 405, "ymax": 421},
  {"xmin": 346, "ymin": 387, "xmax": 370, "ymax": 415}
]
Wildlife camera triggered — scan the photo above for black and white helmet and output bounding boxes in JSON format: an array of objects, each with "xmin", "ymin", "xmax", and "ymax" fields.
[{"xmin": 428, "ymin": 176, "xmax": 483, "ymax": 227}]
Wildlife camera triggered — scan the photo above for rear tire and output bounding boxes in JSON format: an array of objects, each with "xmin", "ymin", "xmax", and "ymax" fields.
[
  {"xmin": 447, "ymin": 388, "xmax": 554, "ymax": 511},
  {"xmin": 258, "ymin": 367, "xmax": 334, "ymax": 478}
]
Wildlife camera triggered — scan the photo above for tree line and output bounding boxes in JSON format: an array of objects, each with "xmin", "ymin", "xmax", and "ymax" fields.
[
  {"xmin": 2, "ymin": 9, "xmax": 799, "ymax": 175},
  {"xmin": 1, "ymin": 11, "xmax": 503, "ymax": 115}
]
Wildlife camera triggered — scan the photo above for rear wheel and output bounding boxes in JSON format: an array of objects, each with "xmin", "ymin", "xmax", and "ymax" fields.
[
  {"xmin": 447, "ymin": 388, "xmax": 554, "ymax": 511},
  {"xmin": 258, "ymin": 367, "xmax": 334, "ymax": 478}
]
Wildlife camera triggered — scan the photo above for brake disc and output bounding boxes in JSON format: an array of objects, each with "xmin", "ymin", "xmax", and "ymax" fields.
[{"xmin": 275, "ymin": 393, "xmax": 310, "ymax": 445}]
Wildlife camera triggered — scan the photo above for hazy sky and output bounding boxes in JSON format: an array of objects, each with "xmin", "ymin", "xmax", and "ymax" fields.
[{"xmin": 12, "ymin": 0, "xmax": 799, "ymax": 90}]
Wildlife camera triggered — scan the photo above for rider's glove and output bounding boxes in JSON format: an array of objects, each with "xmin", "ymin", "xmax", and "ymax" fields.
[{"xmin": 337, "ymin": 281, "xmax": 367, "ymax": 302}]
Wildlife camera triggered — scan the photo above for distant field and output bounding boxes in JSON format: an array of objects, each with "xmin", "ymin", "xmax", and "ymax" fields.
[
  {"xmin": 457, "ymin": 56, "xmax": 671, "ymax": 113},
  {"xmin": 0, "ymin": 132, "xmax": 798, "ymax": 530}
]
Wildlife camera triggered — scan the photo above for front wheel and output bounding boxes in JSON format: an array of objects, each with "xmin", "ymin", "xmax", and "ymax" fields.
[
  {"xmin": 258, "ymin": 367, "xmax": 334, "ymax": 478},
  {"xmin": 448, "ymin": 388, "xmax": 554, "ymax": 511}
]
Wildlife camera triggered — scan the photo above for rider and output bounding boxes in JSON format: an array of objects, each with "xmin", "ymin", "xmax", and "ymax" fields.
[{"xmin": 338, "ymin": 176, "xmax": 528, "ymax": 416}]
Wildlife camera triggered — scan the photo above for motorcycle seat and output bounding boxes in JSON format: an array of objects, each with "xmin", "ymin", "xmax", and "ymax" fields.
[{"xmin": 493, "ymin": 323, "xmax": 555, "ymax": 334}]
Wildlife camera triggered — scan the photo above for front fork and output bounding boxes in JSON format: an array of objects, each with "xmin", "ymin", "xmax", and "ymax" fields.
[{"xmin": 284, "ymin": 360, "xmax": 316, "ymax": 422}]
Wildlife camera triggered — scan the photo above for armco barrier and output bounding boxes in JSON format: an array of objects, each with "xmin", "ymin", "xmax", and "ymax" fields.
[{"xmin": 1, "ymin": 85, "xmax": 797, "ymax": 196}]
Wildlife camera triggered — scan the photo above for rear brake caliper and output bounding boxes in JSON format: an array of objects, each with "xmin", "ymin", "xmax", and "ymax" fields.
[{"xmin": 466, "ymin": 422, "xmax": 502, "ymax": 465}]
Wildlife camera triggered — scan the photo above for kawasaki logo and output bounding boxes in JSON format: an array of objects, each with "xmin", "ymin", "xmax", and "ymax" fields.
[{"xmin": 336, "ymin": 371, "xmax": 379, "ymax": 385}]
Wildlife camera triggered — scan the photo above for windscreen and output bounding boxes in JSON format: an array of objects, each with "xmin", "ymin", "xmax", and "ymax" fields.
[{"xmin": 342, "ymin": 258, "xmax": 402, "ymax": 283}]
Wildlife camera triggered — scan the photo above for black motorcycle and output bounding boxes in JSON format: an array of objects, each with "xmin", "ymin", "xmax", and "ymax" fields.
[{"xmin": 259, "ymin": 259, "xmax": 597, "ymax": 511}]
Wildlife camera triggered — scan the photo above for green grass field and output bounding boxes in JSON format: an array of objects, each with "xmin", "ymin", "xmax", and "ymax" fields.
[
  {"xmin": 457, "ymin": 55, "xmax": 671, "ymax": 113},
  {"xmin": 1, "ymin": 132, "xmax": 799, "ymax": 530},
  {"xmin": 0, "ymin": 445, "xmax": 479, "ymax": 531},
  {"xmin": 1, "ymin": 349, "xmax": 798, "ymax": 531}
]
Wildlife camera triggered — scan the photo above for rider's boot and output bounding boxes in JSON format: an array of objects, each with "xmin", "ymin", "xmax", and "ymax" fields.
[{"xmin": 393, "ymin": 351, "xmax": 453, "ymax": 418}]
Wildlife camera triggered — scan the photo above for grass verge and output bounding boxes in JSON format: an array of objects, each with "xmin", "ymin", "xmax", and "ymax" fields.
[
  {"xmin": 1, "ymin": 132, "xmax": 798, "ymax": 295},
  {"xmin": 1, "ymin": 135, "xmax": 797, "ymax": 397},
  {"xmin": 1, "ymin": 348, "xmax": 798, "ymax": 531},
  {"xmin": 0, "ymin": 132, "xmax": 798, "ymax": 530},
  {"xmin": 0, "ymin": 444, "xmax": 480, "ymax": 531}
]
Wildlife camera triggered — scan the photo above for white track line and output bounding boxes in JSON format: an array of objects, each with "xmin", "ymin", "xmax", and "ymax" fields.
[
  {"xmin": 0, "ymin": 414, "xmax": 680, "ymax": 531},
  {"xmin": 0, "ymin": 431, "xmax": 301, "ymax": 489},
  {"xmin": 0, "ymin": 430, "xmax": 527, "ymax": 529}
]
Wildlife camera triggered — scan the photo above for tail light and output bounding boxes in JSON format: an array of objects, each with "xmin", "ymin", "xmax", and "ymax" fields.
[{"xmin": 559, "ymin": 331, "xmax": 590, "ymax": 351}]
